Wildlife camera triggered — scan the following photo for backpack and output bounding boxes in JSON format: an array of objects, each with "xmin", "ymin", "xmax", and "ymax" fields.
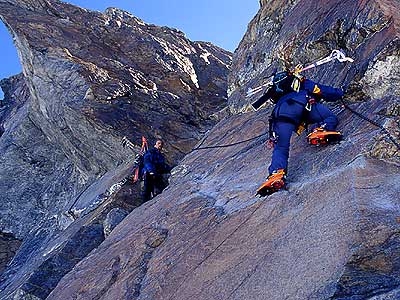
[
  {"xmin": 272, "ymin": 71, "xmax": 302, "ymax": 95},
  {"xmin": 252, "ymin": 71, "xmax": 303, "ymax": 109},
  {"xmin": 122, "ymin": 136, "xmax": 148, "ymax": 183}
]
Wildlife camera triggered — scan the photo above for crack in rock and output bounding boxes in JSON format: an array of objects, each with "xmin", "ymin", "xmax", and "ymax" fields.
[{"xmin": 131, "ymin": 227, "xmax": 169, "ymax": 299}]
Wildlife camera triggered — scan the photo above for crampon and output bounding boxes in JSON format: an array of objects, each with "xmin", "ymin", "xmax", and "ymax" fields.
[
  {"xmin": 256, "ymin": 169, "xmax": 286, "ymax": 197},
  {"xmin": 307, "ymin": 128, "xmax": 342, "ymax": 146}
]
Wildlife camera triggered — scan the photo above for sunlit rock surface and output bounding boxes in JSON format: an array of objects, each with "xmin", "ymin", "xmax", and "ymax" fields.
[{"xmin": 0, "ymin": 0, "xmax": 231, "ymax": 236}]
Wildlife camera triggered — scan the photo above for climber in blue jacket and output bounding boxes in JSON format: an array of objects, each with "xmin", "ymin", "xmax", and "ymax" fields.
[
  {"xmin": 141, "ymin": 139, "xmax": 171, "ymax": 202},
  {"xmin": 256, "ymin": 71, "xmax": 344, "ymax": 196}
]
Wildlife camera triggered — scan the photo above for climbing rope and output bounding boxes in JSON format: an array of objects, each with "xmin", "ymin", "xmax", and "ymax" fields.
[
  {"xmin": 191, "ymin": 130, "xmax": 269, "ymax": 151},
  {"xmin": 191, "ymin": 101, "xmax": 400, "ymax": 152},
  {"xmin": 341, "ymin": 99, "xmax": 400, "ymax": 150}
]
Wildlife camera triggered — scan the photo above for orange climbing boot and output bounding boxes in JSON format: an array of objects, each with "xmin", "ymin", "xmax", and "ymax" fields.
[
  {"xmin": 307, "ymin": 127, "xmax": 342, "ymax": 145},
  {"xmin": 256, "ymin": 169, "xmax": 286, "ymax": 197}
]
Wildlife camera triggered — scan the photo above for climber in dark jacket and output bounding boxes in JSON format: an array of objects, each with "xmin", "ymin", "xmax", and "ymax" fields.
[
  {"xmin": 256, "ymin": 71, "xmax": 344, "ymax": 196},
  {"xmin": 141, "ymin": 139, "xmax": 171, "ymax": 202}
]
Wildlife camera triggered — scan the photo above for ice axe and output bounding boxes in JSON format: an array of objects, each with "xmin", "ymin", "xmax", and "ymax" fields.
[
  {"xmin": 246, "ymin": 49, "xmax": 354, "ymax": 99},
  {"xmin": 293, "ymin": 49, "xmax": 354, "ymax": 74}
]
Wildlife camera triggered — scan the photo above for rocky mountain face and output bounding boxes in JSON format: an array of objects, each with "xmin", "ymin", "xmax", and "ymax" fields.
[
  {"xmin": 0, "ymin": 0, "xmax": 231, "ymax": 298},
  {"xmin": 1, "ymin": 0, "xmax": 400, "ymax": 299}
]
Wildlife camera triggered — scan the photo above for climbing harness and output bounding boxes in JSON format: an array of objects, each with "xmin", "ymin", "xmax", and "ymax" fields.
[{"xmin": 246, "ymin": 49, "xmax": 354, "ymax": 98}]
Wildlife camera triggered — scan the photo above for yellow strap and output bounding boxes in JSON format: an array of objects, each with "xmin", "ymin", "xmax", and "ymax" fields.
[
  {"xmin": 296, "ymin": 122, "xmax": 307, "ymax": 135},
  {"xmin": 313, "ymin": 85, "xmax": 321, "ymax": 94}
]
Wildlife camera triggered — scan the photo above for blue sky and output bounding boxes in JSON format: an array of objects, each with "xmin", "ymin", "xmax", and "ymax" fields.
[{"xmin": 0, "ymin": 1, "xmax": 259, "ymax": 98}]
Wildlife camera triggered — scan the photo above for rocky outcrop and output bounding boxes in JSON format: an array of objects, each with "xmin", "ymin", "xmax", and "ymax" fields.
[
  {"xmin": 0, "ymin": 0, "xmax": 231, "ymax": 235},
  {"xmin": 229, "ymin": 0, "xmax": 400, "ymax": 111},
  {"xmin": 0, "ymin": 233, "xmax": 21, "ymax": 275},
  {"xmin": 0, "ymin": 0, "xmax": 231, "ymax": 239},
  {"xmin": 1, "ymin": 0, "xmax": 400, "ymax": 299}
]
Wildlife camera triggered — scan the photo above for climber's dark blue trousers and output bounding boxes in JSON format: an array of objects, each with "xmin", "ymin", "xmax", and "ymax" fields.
[
  {"xmin": 306, "ymin": 103, "xmax": 338, "ymax": 131},
  {"xmin": 268, "ymin": 122, "xmax": 296, "ymax": 174},
  {"xmin": 268, "ymin": 103, "xmax": 338, "ymax": 175}
]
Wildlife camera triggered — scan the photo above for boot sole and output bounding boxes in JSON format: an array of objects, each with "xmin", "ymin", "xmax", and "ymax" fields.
[
  {"xmin": 256, "ymin": 179, "xmax": 285, "ymax": 197},
  {"xmin": 308, "ymin": 133, "xmax": 342, "ymax": 145}
]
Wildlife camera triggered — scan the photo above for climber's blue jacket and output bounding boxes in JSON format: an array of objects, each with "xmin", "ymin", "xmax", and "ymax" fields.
[
  {"xmin": 271, "ymin": 79, "xmax": 344, "ymax": 126},
  {"xmin": 143, "ymin": 148, "xmax": 170, "ymax": 175}
]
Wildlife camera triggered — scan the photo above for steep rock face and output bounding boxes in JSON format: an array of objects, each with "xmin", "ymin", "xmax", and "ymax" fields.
[
  {"xmin": 47, "ymin": 107, "xmax": 400, "ymax": 300},
  {"xmin": 0, "ymin": 0, "xmax": 231, "ymax": 239},
  {"xmin": 42, "ymin": 0, "xmax": 399, "ymax": 300},
  {"xmin": 0, "ymin": 233, "xmax": 21, "ymax": 275},
  {"xmin": 0, "ymin": 0, "xmax": 231, "ymax": 298},
  {"xmin": 229, "ymin": 0, "xmax": 400, "ymax": 111}
]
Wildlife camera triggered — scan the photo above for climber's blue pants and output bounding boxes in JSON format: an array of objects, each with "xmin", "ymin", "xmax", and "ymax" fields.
[
  {"xmin": 268, "ymin": 103, "xmax": 338, "ymax": 174},
  {"xmin": 307, "ymin": 103, "xmax": 338, "ymax": 131},
  {"xmin": 268, "ymin": 122, "xmax": 296, "ymax": 174}
]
